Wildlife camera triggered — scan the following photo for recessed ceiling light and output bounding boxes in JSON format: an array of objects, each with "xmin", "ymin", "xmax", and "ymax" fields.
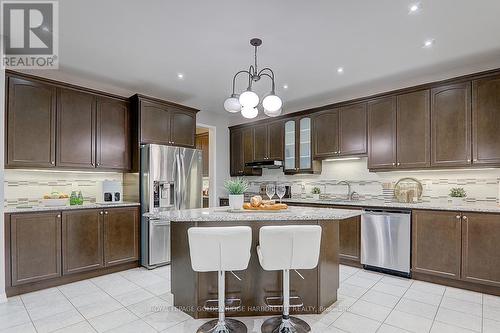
[
  {"xmin": 408, "ymin": 2, "xmax": 421, "ymax": 14},
  {"xmin": 177, "ymin": 73, "xmax": 184, "ymax": 79},
  {"xmin": 283, "ymin": 84, "xmax": 288, "ymax": 89},
  {"xmin": 423, "ymin": 39, "xmax": 435, "ymax": 48},
  {"xmin": 337, "ymin": 67, "xmax": 344, "ymax": 74}
]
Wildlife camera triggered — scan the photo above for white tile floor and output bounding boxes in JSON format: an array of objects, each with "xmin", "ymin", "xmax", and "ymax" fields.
[{"xmin": 1, "ymin": 265, "xmax": 499, "ymax": 333}]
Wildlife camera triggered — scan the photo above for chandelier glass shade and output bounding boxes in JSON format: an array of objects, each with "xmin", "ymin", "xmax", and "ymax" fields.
[{"xmin": 224, "ymin": 38, "xmax": 282, "ymax": 118}]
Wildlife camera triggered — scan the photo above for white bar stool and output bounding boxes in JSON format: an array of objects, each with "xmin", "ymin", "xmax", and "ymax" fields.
[
  {"xmin": 188, "ymin": 226, "xmax": 252, "ymax": 333},
  {"xmin": 257, "ymin": 225, "xmax": 322, "ymax": 333}
]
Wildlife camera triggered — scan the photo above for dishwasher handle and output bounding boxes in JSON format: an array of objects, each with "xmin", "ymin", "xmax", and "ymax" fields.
[{"xmin": 363, "ymin": 209, "xmax": 411, "ymax": 216}]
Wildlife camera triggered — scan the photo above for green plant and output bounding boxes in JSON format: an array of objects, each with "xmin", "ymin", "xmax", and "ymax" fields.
[
  {"xmin": 311, "ymin": 187, "xmax": 321, "ymax": 194},
  {"xmin": 224, "ymin": 177, "xmax": 249, "ymax": 195},
  {"xmin": 450, "ymin": 187, "xmax": 467, "ymax": 198}
]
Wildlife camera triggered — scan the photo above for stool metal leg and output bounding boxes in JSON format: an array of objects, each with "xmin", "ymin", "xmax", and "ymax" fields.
[
  {"xmin": 196, "ymin": 271, "xmax": 247, "ymax": 333},
  {"xmin": 261, "ymin": 269, "xmax": 311, "ymax": 333}
]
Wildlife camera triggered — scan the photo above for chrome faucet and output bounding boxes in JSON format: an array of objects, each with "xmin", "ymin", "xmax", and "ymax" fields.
[{"xmin": 336, "ymin": 180, "xmax": 352, "ymax": 200}]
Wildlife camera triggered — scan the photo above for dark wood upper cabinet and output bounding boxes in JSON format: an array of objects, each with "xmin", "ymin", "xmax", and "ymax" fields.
[
  {"xmin": 6, "ymin": 73, "xmax": 131, "ymax": 171},
  {"xmin": 412, "ymin": 210, "xmax": 462, "ymax": 279},
  {"xmin": 230, "ymin": 129, "xmax": 244, "ymax": 176},
  {"xmin": 339, "ymin": 103, "xmax": 367, "ymax": 156},
  {"xmin": 242, "ymin": 127, "xmax": 254, "ymax": 166},
  {"xmin": 396, "ymin": 90, "xmax": 431, "ymax": 168},
  {"xmin": 96, "ymin": 97, "xmax": 130, "ymax": 170},
  {"xmin": 139, "ymin": 99, "xmax": 171, "ymax": 145},
  {"xmin": 367, "ymin": 96, "xmax": 397, "ymax": 169},
  {"xmin": 252, "ymin": 121, "xmax": 284, "ymax": 161},
  {"xmin": 170, "ymin": 108, "xmax": 196, "ymax": 148},
  {"xmin": 472, "ymin": 75, "xmax": 500, "ymax": 166},
  {"xmin": 136, "ymin": 95, "xmax": 198, "ymax": 148},
  {"xmin": 103, "ymin": 207, "xmax": 140, "ymax": 266},
  {"xmin": 313, "ymin": 109, "xmax": 339, "ymax": 158},
  {"xmin": 268, "ymin": 121, "xmax": 284, "ymax": 160},
  {"xmin": 461, "ymin": 212, "xmax": 500, "ymax": 287},
  {"xmin": 229, "ymin": 128, "xmax": 262, "ymax": 177},
  {"xmin": 431, "ymin": 82, "xmax": 472, "ymax": 167},
  {"xmin": 6, "ymin": 76, "xmax": 56, "ymax": 168},
  {"xmin": 196, "ymin": 133, "xmax": 209, "ymax": 177},
  {"xmin": 56, "ymin": 88, "xmax": 96, "ymax": 169},
  {"xmin": 253, "ymin": 124, "xmax": 268, "ymax": 161},
  {"xmin": 10, "ymin": 212, "xmax": 62, "ymax": 286},
  {"xmin": 62, "ymin": 209, "xmax": 104, "ymax": 275}
]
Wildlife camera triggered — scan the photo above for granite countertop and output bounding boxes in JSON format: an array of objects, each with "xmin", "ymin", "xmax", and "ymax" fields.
[
  {"xmin": 4, "ymin": 202, "xmax": 141, "ymax": 214},
  {"xmin": 144, "ymin": 206, "xmax": 361, "ymax": 222},
  {"xmin": 282, "ymin": 198, "xmax": 500, "ymax": 213}
]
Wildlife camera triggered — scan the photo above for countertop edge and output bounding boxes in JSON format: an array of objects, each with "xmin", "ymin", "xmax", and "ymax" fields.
[
  {"xmin": 4, "ymin": 202, "xmax": 141, "ymax": 214},
  {"xmin": 282, "ymin": 198, "xmax": 500, "ymax": 214}
]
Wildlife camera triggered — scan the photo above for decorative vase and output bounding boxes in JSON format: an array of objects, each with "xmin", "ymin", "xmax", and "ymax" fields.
[
  {"xmin": 312, "ymin": 194, "xmax": 320, "ymax": 200},
  {"xmin": 450, "ymin": 197, "xmax": 464, "ymax": 206},
  {"xmin": 229, "ymin": 194, "xmax": 244, "ymax": 210}
]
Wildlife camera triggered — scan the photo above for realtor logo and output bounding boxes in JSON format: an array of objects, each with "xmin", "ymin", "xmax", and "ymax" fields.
[{"xmin": 1, "ymin": 1, "xmax": 58, "ymax": 69}]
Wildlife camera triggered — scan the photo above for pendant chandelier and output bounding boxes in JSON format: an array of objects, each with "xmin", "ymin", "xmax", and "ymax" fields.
[{"xmin": 224, "ymin": 38, "xmax": 283, "ymax": 118}]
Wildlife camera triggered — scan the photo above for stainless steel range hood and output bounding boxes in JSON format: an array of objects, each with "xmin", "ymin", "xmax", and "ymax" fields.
[{"xmin": 245, "ymin": 160, "xmax": 283, "ymax": 169}]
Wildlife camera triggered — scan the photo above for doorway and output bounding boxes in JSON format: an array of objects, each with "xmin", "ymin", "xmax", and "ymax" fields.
[{"xmin": 195, "ymin": 125, "xmax": 215, "ymax": 207}]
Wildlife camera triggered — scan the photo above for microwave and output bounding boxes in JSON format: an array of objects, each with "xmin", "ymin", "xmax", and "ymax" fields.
[{"xmin": 96, "ymin": 180, "xmax": 122, "ymax": 204}]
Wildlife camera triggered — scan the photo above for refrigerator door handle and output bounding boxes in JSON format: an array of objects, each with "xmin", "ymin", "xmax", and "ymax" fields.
[{"xmin": 175, "ymin": 152, "xmax": 181, "ymax": 210}]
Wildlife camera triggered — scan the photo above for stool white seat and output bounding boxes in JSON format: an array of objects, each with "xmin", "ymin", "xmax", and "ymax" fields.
[
  {"xmin": 188, "ymin": 226, "xmax": 252, "ymax": 333},
  {"xmin": 257, "ymin": 225, "xmax": 322, "ymax": 333}
]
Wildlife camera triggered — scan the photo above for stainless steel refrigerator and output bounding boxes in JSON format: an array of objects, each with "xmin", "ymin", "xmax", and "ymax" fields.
[{"xmin": 140, "ymin": 144, "xmax": 202, "ymax": 268}]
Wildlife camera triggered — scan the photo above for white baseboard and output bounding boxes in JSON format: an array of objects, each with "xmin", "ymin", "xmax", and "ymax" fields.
[{"xmin": 0, "ymin": 292, "xmax": 7, "ymax": 303}]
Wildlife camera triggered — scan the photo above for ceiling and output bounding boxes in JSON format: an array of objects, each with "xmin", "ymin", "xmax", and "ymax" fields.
[{"xmin": 52, "ymin": 0, "xmax": 500, "ymax": 121}]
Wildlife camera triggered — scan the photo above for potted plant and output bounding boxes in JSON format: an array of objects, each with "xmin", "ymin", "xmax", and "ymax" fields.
[
  {"xmin": 224, "ymin": 177, "xmax": 249, "ymax": 210},
  {"xmin": 449, "ymin": 187, "xmax": 467, "ymax": 205},
  {"xmin": 311, "ymin": 187, "xmax": 321, "ymax": 200}
]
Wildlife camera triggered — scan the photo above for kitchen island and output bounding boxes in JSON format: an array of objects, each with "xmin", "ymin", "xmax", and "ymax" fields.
[{"xmin": 145, "ymin": 206, "xmax": 361, "ymax": 318}]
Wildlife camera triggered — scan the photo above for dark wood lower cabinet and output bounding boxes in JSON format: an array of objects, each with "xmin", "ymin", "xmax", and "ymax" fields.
[
  {"xmin": 339, "ymin": 215, "xmax": 361, "ymax": 264},
  {"xmin": 412, "ymin": 210, "xmax": 462, "ymax": 279},
  {"xmin": 103, "ymin": 207, "xmax": 140, "ymax": 266},
  {"xmin": 5, "ymin": 206, "xmax": 140, "ymax": 296},
  {"xmin": 461, "ymin": 212, "xmax": 500, "ymax": 287},
  {"xmin": 10, "ymin": 212, "xmax": 62, "ymax": 286},
  {"xmin": 62, "ymin": 209, "xmax": 103, "ymax": 275}
]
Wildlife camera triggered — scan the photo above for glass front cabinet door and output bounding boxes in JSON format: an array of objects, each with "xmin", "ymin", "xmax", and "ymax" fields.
[
  {"xmin": 299, "ymin": 117, "xmax": 312, "ymax": 170},
  {"xmin": 283, "ymin": 116, "xmax": 318, "ymax": 174},
  {"xmin": 284, "ymin": 120, "xmax": 296, "ymax": 172}
]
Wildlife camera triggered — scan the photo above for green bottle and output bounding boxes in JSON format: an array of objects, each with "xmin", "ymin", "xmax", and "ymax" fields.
[
  {"xmin": 77, "ymin": 191, "xmax": 84, "ymax": 205},
  {"xmin": 70, "ymin": 191, "xmax": 78, "ymax": 206}
]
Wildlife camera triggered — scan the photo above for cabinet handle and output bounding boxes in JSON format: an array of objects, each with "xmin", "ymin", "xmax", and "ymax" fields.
[
  {"xmin": 456, "ymin": 214, "xmax": 461, "ymax": 219},
  {"xmin": 104, "ymin": 211, "xmax": 108, "ymax": 215},
  {"xmin": 392, "ymin": 162, "xmax": 396, "ymax": 166},
  {"xmin": 462, "ymin": 215, "xmax": 467, "ymax": 221},
  {"xmin": 473, "ymin": 159, "xmax": 478, "ymax": 162},
  {"xmin": 91, "ymin": 162, "xmax": 94, "ymax": 166},
  {"xmin": 51, "ymin": 161, "xmax": 55, "ymax": 165},
  {"xmin": 96, "ymin": 163, "xmax": 100, "ymax": 167},
  {"xmin": 57, "ymin": 214, "xmax": 61, "ymax": 218},
  {"xmin": 100, "ymin": 211, "xmax": 104, "ymax": 215},
  {"xmin": 397, "ymin": 162, "xmax": 401, "ymax": 166},
  {"xmin": 467, "ymin": 159, "xmax": 471, "ymax": 163}
]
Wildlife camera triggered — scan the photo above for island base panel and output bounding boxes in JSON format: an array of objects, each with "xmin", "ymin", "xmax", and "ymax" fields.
[{"xmin": 171, "ymin": 219, "xmax": 339, "ymax": 318}]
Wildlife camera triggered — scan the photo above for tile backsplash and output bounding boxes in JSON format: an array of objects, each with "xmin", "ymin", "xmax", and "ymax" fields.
[
  {"xmin": 242, "ymin": 158, "xmax": 500, "ymax": 204},
  {"xmin": 4, "ymin": 170, "xmax": 123, "ymax": 208}
]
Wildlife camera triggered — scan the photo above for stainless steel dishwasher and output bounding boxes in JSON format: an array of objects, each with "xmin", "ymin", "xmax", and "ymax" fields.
[{"xmin": 361, "ymin": 209, "xmax": 411, "ymax": 277}]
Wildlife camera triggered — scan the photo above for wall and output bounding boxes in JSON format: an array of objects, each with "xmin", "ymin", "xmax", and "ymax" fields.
[
  {"xmin": 0, "ymin": 69, "xmax": 5, "ymax": 301},
  {"xmin": 243, "ymin": 158, "xmax": 500, "ymax": 205},
  {"xmin": 4, "ymin": 170, "xmax": 123, "ymax": 208}
]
